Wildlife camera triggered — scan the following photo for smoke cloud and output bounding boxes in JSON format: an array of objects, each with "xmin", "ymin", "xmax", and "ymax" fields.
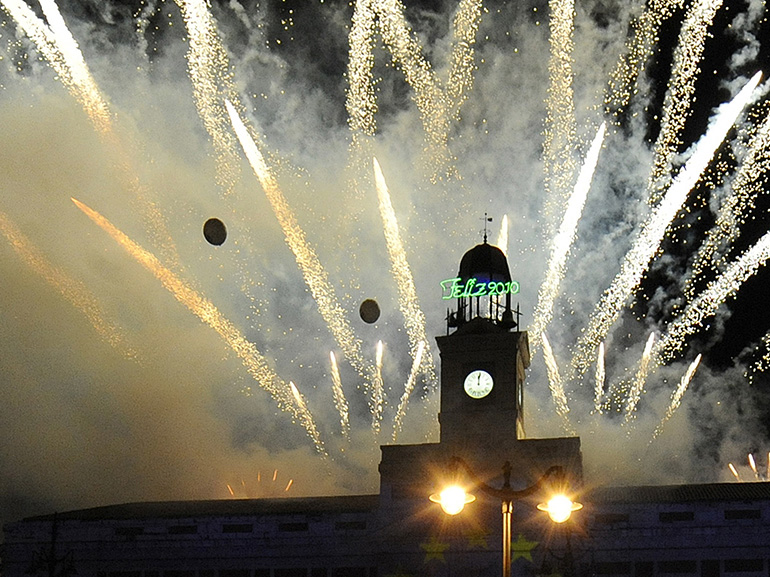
[{"xmin": 0, "ymin": 0, "xmax": 769, "ymax": 529}]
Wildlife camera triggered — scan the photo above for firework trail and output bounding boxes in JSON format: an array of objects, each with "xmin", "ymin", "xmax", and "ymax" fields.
[
  {"xmin": 175, "ymin": 0, "xmax": 245, "ymax": 195},
  {"xmin": 329, "ymin": 352, "xmax": 351, "ymax": 441},
  {"xmin": 686, "ymin": 107, "xmax": 770, "ymax": 299},
  {"xmin": 496, "ymin": 215, "xmax": 509, "ymax": 257},
  {"xmin": 346, "ymin": 0, "xmax": 377, "ymax": 154},
  {"xmin": 624, "ymin": 332, "xmax": 656, "ymax": 425},
  {"xmin": 1, "ymin": 0, "xmax": 110, "ymax": 133},
  {"xmin": 604, "ymin": 0, "xmax": 685, "ymax": 119},
  {"xmin": 445, "ymin": 0, "xmax": 483, "ymax": 121},
  {"xmin": 373, "ymin": 157, "xmax": 435, "ymax": 387},
  {"xmin": 71, "ymin": 197, "xmax": 326, "ymax": 455},
  {"xmin": 594, "ymin": 342, "xmax": 606, "ymax": 414},
  {"xmin": 570, "ymin": 71, "xmax": 763, "ymax": 378},
  {"xmin": 729, "ymin": 462, "xmax": 742, "ymax": 481},
  {"xmin": 372, "ymin": 341, "xmax": 385, "ymax": 436},
  {"xmin": 651, "ymin": 227, "xmax": 770, "ymax": 367},
  {"xmin": 647, "ymin": 0, "xmax": 725, "ymax": 202},
  {"xmin": 289, "ymin": 382, "xmax": 324, "ymax": 455},
  {"xmin": 749, "ymin": 453, "xmax": 759, "ymax": 480},
  {"xmin": 392, "ymin": 341, "xmax": 425, "ymax": 442},
  {"xmin": 0, "ymin": 210, "xmax": 136, "ymax": 360},
  {"xmin": 346, "ymin": 0, "xmax": 481, "ymax": 180},
  {"xmin": 3, "ymin": 0, "xmax": 180, "ymax": 268},
  {"xmin": 542, "ymin": 0, "xmax": 578, "ymax": 227},
  {"xmin": 531, "ymin": 123, "xmax": 606, "ymax": 353},
  {"xmin": 225, "ymin": 100, "xmax": 373, "ymax": 393},
  {"xmin": 541, "ymin": 333, "xmax": 575, "ymax": 435},
  {"xmin": 374, "ymin": 0, "xmax": 450, "ymax": 177},
  {"xmin": 651, "ymin": 354, "xmax": 701, "ymax": 441},
  {"xmin": 749, "ymin": 331, "xmax": 770, "ymax": 378}
]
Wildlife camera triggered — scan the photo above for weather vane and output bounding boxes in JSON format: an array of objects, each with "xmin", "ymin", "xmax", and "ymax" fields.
[{"xmin": 481, "ymin": 213, "xmax": 493, "ymax": 243}]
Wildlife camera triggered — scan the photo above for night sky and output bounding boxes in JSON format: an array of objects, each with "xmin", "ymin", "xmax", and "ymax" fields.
[{"xmin": 1, "ymin": 0, "xmax": 769, "ymax": 529}]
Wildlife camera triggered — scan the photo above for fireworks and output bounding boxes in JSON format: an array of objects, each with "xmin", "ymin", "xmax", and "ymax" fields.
[
  {"xmin": 71, "ymin": 197, "xmax": 326, "ymax": 455},
  {"xmin": 225, "ymin": 99, "xmax": 373, "ymax": 395},
  {"xmin": 727, "ymin": 453, "xmax": 770, "ymax": 482},
  {"xmin": 373, "ymin": 157, "xmax": 435, "ymax": 388},
  {"xmin": 372, "ymin": 341, "xmax": 386, "ymax": 436},
  {"xmin": 570, "ymin": 72, "xmax": 763, "ymax": 379},
  {"xmin": 624, "ymin": 333, "xmax": 657, "ymax": 425},
  {"xmin": 0, "ymin": 209, "xmax": 136, "ymax": 360},
  {"xmin": 330, "ymin": 352, "xmax": 351, "ymax": 441},
  {"xmin": 531, "ymin": 122, "xmax": 606, "ymax": 353},
  {"xmin": 541, "ymin": 333, "xmax": 575, "ymax": 435},
  {"xmin": 175, "ymin": 0, "xmax": 244, "ymax": 195},
  {"xmin": 647, "ymin": 0, "xmax": 725, "ymax": 201},
  {"xmin": 542, "ymin": 0, "xmax": 578, "ymax": 227},
  {"xmin": 1, "ymin": 0, "xmax": 769, "ymax": 494},
  {"xmin": 594, "ymin": 343, "xmax": 606, "ymax": 414},
  {"xmin": 392, "ymin": 340, "xmax": 425, "ymax": 442}
]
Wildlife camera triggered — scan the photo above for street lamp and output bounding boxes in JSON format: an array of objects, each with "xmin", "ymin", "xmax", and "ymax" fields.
[{"xmin": 430, "ymin": 457, "xmax": 582, "ymax": 577}]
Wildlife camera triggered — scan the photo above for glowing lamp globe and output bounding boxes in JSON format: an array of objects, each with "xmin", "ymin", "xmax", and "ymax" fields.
[
  {"xmin": 537, "ymin": 494, "xmax": 583, "ymax": 523},
  {"xmin": 430, "ymin": 486, "xmax": 476, "ymax": 515}
]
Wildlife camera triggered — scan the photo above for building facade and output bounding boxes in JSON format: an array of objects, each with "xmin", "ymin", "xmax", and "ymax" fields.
[{"xmin": 3, "ymin": 241, "xmax": 770, "ymax": 577}]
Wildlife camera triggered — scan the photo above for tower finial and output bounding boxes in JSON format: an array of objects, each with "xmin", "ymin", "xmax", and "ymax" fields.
[{"xmin": 482, "ymin": 213, "xmax": 492, "ymax": 243}]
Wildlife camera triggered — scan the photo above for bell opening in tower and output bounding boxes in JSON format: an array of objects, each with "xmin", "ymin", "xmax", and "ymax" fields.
[{"xmin": 442, "ymin": 238, "xmax": 520, "ymax": 334}]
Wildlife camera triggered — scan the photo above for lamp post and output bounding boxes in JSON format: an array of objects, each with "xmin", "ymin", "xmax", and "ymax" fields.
[{"xmin": 430, "ymin": 457, "xmax": 582, "ymax": 577}]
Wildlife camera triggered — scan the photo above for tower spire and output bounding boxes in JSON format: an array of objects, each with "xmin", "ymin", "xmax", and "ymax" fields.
[{"xmin": 481, "ymin": 213, "xmax": 492, "ymax": 243}]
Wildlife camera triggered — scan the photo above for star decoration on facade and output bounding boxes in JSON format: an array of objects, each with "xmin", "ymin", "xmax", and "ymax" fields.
[
  {"xmin": 421, "ymin": 535, "xmax": 449, "ymax": 563},
  {"xmin": 511, "ymin": 533, "xmax": 539, "ymax": 561}
]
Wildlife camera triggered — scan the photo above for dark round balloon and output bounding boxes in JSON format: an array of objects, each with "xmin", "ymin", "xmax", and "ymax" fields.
[
  {"xmin": 359, "ymin": 299, "xmax": 381, "ymax": 324},
  {"xmin": 203, "ymin": 218, "xmax": 227, "ymax": 246}
]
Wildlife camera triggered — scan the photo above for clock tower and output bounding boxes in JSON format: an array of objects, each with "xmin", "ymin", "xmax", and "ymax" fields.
[
  {"xmin": 378, "ymin": 233, "xmax": 582, "ymax": 508},
  {"xmin": 436, "ymin": 239, "xmax": 528, "ymax": 451}
]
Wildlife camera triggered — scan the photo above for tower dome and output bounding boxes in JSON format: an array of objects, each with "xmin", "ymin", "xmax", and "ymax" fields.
[
  {"xmin": 444, "ymin": 240, "xmax": 519, "ymax": 332},
  {"xmin": 458, "ymin": 242, "xmax": 512, "ymax": 284}
]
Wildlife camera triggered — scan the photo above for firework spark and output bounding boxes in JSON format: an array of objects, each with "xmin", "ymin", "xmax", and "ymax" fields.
[
  {"xmin": 646, "ymin": 0, "xmax": 724, "ymax": 202},
  {"xmin": 2, "ymin": 0, "xmax": 180, "ymax": 269},
  {"xmin": 652, "ymin": 228, "xmax": 770, "ymax": 367},
  {"xmin": 496, "ymin": 214, "xmax": 509, "ymax": 257},
  {"xmin": 604, "ymin": 0, "xmax": 685, "ymax": 119},
  {"xmin": 624, "ymin": 332, "xmax": 656, "ymax": 425},
  {"xmin": 372, "ymin": 340, "xmax": 385, "ymax": 436},
  {"xmin": 346, "ymin": 0, "xmax": 481, "ymax": 180},
  {"xmin": 0, "ymin": 210, "xmax": 136, "ymax": 360},
  {"xmin": 225, "ymin": 99, "xmax": 373, "ymax": 394},
  {"xmin": 0, "ymin": 0, "xmax": 110, "ymax": 133},
  {"xmin": 594, "ymin": 342, "xmax": 606, "ymax": 414},
  {"xmin": 289, "ymin": 382, "xmax": 323, "ymax": 454},
  {"xmin": 651, "ymin": 354, "xmax": 701, "ymax": 440},
  {"xmin": 542, "ymin": 0, "xmax": 578, "ymax": 227},
  {"xmin": 71, "ymin": 197, "xmax": 326, "ymax": 455},
  {"xmin": 686, "ymin": 107, "xmax": 770, "ymax": 299},
  {"xmin": 175, "ymin": 0, "xmax": 244, "ymax": 195},
  {"xmin": 531, "ymin": 123, "xmax": 606, "ymax": 353},
  {"xmin": 541, "ymin": 333, "xmax": 575, "ymax": 435},
  {"xmin": 392, "ymin": 340, "xmax": 425, "ymax": 442},
  {"xmin": 570, "ymin": 71, "xmax": 763, "ymax": 378},
  {"xmin": 330, "ymin": 352, "xmax": 351, "ymax": 441},
  {"xmin": 373, "ymin": 157, "xmax": 435, "ymax": 387}
]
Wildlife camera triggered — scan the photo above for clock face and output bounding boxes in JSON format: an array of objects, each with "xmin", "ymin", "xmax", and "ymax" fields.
[{"xmin": 463, "ymin": 369, "xmax": 494, "ymax": 399}]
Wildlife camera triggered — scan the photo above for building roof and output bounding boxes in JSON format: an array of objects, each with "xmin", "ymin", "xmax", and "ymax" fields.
[
  {"xmin": 22, "ymin": 494, "xmax": 380, "ymax": 522},
  {"xmin": 17, "ymin": 483, "xmax": 770, "ymax": 524},
  {"xmin": 587, "ymin": 482, "xmax": 770, "ymax": 504}
]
